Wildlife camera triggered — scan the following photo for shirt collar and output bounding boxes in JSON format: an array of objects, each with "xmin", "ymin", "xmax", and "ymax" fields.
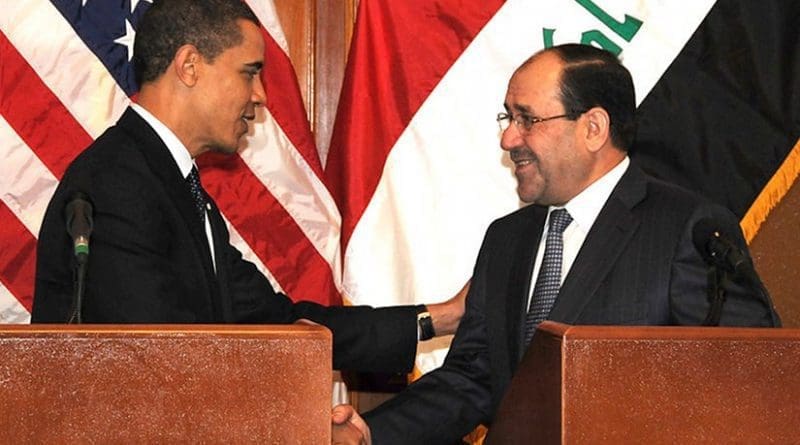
[
  {"xmin": 558, "ymin": 156, "xmax": 630, "ymax": 233},
  {"xmin": 131, "ymin": 103, "xmax": 195, "ymax": 178}
]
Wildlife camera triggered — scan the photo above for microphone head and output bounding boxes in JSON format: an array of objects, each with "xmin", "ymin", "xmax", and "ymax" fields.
[
  {"xmin": 691, "ymin": 217, "xmax": 719, "ymax": 263},
  {"xmin": 692, "ymin": 217, "xmax": 751, "ymax": 275},
  {"xmin": 65, "ymin": 191, "xmax": 94, "ymax": 239}
]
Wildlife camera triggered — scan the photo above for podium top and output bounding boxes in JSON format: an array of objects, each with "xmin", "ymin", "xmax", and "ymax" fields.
[
  {"xmin": 539, "ymin": 320, "xmax": 796, "ymax": 340},
  {"xmin": 3, "ymin": 323, "xmax": 331, "ymax": 338}
]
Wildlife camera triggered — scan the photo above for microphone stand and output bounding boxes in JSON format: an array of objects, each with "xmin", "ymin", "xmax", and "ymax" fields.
[
  {"xmin": 67, "ymin": 248, "xmax": 88, "ymax": 324},
  {"xmin": 702, "ymin": 261, "xmax": 781, "ymax": 327},
  {"xmin": 702, "ymin": 265, "xmax": 726, "ymax": 326}
]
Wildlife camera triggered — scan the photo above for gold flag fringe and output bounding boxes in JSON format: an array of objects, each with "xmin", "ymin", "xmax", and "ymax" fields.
[{"xmin": 741, "ymin": 138, "xmax": 800, "ymax": 243}]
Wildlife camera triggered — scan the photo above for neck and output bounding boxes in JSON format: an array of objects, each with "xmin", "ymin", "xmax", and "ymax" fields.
[{"xmin": 136, "ymin": 83, "xmax": 204, "ymax": 158}]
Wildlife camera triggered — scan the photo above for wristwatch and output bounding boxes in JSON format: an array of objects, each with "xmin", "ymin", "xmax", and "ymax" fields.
[{"xmin": 416, "ymin": 305, "xmax": 435, "ymax": 341}]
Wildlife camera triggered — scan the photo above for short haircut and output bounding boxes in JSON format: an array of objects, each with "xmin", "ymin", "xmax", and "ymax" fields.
[
  {"xmin": 527, "ymin": 44, "xmax": 637, "ymax": 151},
  {"xmin": 133, "ymin": 0, "xmax": 260, "ymax": 85}
]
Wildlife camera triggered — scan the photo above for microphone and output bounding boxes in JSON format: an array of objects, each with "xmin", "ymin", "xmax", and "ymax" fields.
[
  {"xmin": 691, "ymin": 218, "xmax": 755, "ymax": 282},
  {"xmin": 64, "ymin": 192, "xmax": 93, "ymax": 324},
  {"xmin": 65, "ymin": 192, "xmax": 94, "ymax": 265},
  {"xmin": 692, "ymin": 217, "xmax": 779, "ymax": 326}
]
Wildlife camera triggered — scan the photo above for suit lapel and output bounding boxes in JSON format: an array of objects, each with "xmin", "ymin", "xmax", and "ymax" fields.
[
  {"xmin": 506, "ymin": 205, "xmax": 547, "ymax": 365},
  {"xmin": 548, "ymin": 165, "xmax": 648, "ymax": 324},
  {"xmin": 116, "ymin": 109, "xmax": 220, "ymax": 310}
]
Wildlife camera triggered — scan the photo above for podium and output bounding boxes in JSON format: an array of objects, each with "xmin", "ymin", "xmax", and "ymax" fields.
[
  {"xmin": 0, "ymin": 324, "xmax": 332, "ymax": 443},
  {"xmin": 487, "ymin": 321, "xmax": 800, "ymax": 444}
]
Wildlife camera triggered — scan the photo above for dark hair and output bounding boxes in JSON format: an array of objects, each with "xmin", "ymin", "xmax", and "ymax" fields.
[
  {"xmin": 133, "ymin": 0, "xmax": 260, "ymax": 85},
  {"xmin": 543, "ymin": 44, "xmax": 637, "ymax": 151}
]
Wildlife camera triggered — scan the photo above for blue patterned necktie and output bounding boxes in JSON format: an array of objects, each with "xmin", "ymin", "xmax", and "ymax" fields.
[
  {"xmin": 186, "ymin": 166, "xmax": 206, "ymax": 224},
  {"xmin": 524, "ymin": 208, "xmax": 573, "ymax": 345}
]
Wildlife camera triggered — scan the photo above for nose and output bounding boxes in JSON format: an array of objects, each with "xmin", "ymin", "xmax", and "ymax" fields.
[
  {"xmin": 252, "ymin": 73, "xmax": 266, "ymax": 106},
  {"xmin": 500, "ymin": 122, "xmax": 523, "ymax": 152}
]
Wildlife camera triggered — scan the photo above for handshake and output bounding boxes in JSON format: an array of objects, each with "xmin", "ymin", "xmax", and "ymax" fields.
[
  {"xmin": 328, "ymin": 280, "xmax": 470, "ymax": 444},
  {"xmin": 331, "ymin": 404, "xmax": 371, "ymax": 445}
]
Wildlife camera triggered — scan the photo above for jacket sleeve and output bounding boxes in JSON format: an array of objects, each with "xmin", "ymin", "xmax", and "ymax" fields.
[
  {"xmin": 294, "ymin": 301, "xmax": 419, "ymax": 373},
  {"xmin": 220, "ymin": 230, "xmax": 420, "ymax": 373},
  {"xmin": 363, "ymin": 230, "xmax": 497, "ymax": 444}
]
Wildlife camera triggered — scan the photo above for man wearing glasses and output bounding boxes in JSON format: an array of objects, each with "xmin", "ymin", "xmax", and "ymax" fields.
[{"xmin": 332, "ymin": 43, "xmax": 780, "ymax": 444}]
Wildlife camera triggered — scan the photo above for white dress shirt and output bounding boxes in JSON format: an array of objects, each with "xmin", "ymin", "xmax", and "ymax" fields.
[{"xmin": 527, "ymin": 156, "xmax": 630, "ymax": 308}]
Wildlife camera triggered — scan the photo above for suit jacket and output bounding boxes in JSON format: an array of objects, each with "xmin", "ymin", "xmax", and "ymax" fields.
[
  {"xmin": 32, "ymin": 108, "xmax": 417, "ymax": 373},
  {"xmin": 365, "ymin": 163, "xmax": 780, "ymax": 444}
]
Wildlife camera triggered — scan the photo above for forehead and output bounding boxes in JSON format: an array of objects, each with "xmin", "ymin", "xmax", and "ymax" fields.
[{"xmin": 505, "ymin": 52, "xmax": 564, "ymax": 113}]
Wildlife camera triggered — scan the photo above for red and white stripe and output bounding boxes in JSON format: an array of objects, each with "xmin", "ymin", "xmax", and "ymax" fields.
[{"xmin": 0, "ymin": 0, "xmax": 342, "ymax": 323}]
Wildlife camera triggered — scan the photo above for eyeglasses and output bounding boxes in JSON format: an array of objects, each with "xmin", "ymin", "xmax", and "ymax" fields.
[{"xmin": 496, "ymin": 111, "xmax": 575, "ymax": 134}]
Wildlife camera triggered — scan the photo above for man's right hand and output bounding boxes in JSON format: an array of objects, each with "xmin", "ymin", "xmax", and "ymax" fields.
[{"xmin": 331, "ymin": 404, "xmax": 372, "ymax": 445}]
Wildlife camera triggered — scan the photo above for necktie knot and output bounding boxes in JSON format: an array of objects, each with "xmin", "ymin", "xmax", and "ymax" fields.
[
  {"xmin": 548, "ymin": 208, "xmax": 572, "ymax": 234},
  {"xmin": 186, "ymin": 166, "xmax": 206, "ymax": 224}
]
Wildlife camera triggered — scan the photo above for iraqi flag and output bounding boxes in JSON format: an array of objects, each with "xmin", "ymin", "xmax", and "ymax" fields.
[
  {"xmin": 326, "ymin": 0, "xmax": 800, "ymax": 369},
  {"xmin": 0, "ymin": 0, "xmax": 342, "ymax": 323}
]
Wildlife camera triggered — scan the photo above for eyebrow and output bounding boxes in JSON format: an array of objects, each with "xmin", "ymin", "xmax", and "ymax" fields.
[{"xmin": 504, "ymin": 103, "xmax": 534, "ymax": 115}]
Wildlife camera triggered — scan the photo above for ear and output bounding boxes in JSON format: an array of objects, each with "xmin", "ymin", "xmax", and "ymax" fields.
[
  {"xmin": 582, "ymin": 107, "xmax": 611, "ymax": 153},
  {"xmin": 173, "ymin": 44, "xmax": 202, "ymax": 87}
]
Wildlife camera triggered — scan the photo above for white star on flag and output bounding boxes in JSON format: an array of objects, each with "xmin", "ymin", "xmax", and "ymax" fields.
[
  {"xmin": 130, "ymin": 0, "xmax": 153, "ymax": 14},
  {"xmin": 114, "ymin": 19, "xmax": 136, "ymax": 62}
]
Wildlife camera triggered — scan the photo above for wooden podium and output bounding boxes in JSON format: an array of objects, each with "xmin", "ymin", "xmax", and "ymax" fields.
[
  {"xmin": 0, "ymin": 324, "xmax": 332, "ymax": 444},
  {"xmin": 487, "ymin": 321, "xmax": 800, "ymax": 444}
]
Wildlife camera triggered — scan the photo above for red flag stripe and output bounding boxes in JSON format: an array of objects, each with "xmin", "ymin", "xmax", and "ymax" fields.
[
  {"xmin": 0, "ymin": 202, "xmax": 36, "ymax": 312},
  {"xmin": 325, "ymin": 0, "xmax": 503, "ymax": 249},
  {"xmin": 199, "ymin": 153, "xmax": 340, "ymax": 304},
  {"xmin": 259, "ymin": 28, "xmax": 324, "ymax": 178},
  {"xmin": 0, "ymin": 31, "xmax": 92, "ymax": 178}
]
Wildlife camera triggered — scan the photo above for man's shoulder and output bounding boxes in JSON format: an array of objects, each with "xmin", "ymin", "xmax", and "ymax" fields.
[
  {"xmin": 486, "ymin": 203, "xmax": 544, "ymax": 234},
  {"xmin": 625, "ymin": 164, "xmax": 723, "ymax": 216},
  {"xmin": 626, "ymin": 166, "xmax": 743, "ymax": 242},
  {"xmin": 66, "ymin": 109, "xmax": 159, "ymax": 174}
]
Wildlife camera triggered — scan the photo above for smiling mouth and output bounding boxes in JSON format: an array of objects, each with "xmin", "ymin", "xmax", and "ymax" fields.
[{"xmin": 510, "ymin": 147, "xmax": 536, "ymax": 168}]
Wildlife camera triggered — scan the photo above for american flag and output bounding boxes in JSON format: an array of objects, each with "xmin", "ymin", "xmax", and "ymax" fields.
[{"xmin": 0, "ymin": 0, "xmax": 342, "ymax": 324}]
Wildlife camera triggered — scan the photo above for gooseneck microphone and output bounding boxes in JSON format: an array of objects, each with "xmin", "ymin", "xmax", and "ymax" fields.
[
  {"xmin": 65, "ymin": 192, "xmax": 94, "ymax": 265},
  {"xmin": 65, "ymin": 192, "xmax": 93, "ymax": 323},
  {"xmin": 692, "ymin": 218, "xmax": 756, "ymax": 282},
  {"xmin": 691, "ymin": 218, "xmax": 778, "ymax": 326}
]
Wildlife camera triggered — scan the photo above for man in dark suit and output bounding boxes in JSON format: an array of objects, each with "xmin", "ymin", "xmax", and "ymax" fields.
[
  {"xmin": 31, "ymin": 0, "xmax": 464, "ymax": 374},
  {"xmin": 332, "ymin": 44, "xmax": 780, "ymax": 443}
]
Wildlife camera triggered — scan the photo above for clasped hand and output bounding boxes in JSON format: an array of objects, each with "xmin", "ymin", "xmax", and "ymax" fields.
[{"xmin": 331, "ymin": 404, "xmax": 371, "ymax": 445}]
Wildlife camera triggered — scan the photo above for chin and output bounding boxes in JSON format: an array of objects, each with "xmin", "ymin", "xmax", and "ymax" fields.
[
  {"xmin": 516, "ymin": 181, "xmax": 544, "ymax": 204},
  {"xmin": 209, "ymin": 143, "xmax": 239, "ymax": 155},
  {"xmin": 516, "ymin": 188, "xmax": 536, "ymax": 203}
]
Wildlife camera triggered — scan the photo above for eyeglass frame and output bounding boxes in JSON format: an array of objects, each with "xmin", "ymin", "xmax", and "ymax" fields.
[{"xmin": 496, "ymin": 110, "xmax": 585, "ymax": 133}]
